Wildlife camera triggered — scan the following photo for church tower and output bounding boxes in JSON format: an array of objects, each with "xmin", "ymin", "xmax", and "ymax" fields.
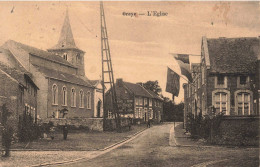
[{"xmin": 48, "ymin": 10, "xmax": 85, "ymax": 76}]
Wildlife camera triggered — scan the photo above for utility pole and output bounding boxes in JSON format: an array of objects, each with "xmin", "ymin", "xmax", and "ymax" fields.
[{"xmin": 100, "ymin": 1, "xmax": 121, "ymax": 132}]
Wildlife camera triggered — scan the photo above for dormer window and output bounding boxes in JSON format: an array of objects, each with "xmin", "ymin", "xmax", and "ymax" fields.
[
  {"xmin": 63, "ymin": 53, "xmax": 68, "ymax": 60},
  {"xmin": 215, "ymin": 75, "xmax": 227, "ymax": 88},
  {"xmin": 240, "ymin": 76, "xmax": 247, "ymax": 85},
  {"xmin": 217, "ymin": 75, "xmax": 224, "ymax": 85}
]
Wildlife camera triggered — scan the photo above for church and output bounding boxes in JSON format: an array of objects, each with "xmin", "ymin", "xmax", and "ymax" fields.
[{"xmin": 0, "ymin": 11, "xmax": 103, "ymax": 130}]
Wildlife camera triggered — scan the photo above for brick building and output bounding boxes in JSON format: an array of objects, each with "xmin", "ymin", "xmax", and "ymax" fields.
[
  {"xmin": 0, "ymin": 62, "xmax": 38, "ymax": 129},
  {"xmin": 0, "ymin": 11, "xmax": 102, "ymax": 130},
  {"xmin": 182, "ymin": 37, "xmax": 259, "ymax": 144},
  {"xmin": 105, "ymin": 79, "xmax": 163, "ymax": 123},
  {"xmin": 184, "ymin": 37, "xmax": 259, "ymax": 117}
]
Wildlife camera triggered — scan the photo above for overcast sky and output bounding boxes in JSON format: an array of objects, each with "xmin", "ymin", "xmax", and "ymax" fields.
[{"xmin": 0, "ymin": 1, "xmax": 259, "ymax": 103}]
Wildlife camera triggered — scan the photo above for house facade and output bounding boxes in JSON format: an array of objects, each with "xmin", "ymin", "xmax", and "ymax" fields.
[
  {"xmin": 182, "ymin": 36, "xmax": 259, "ymax": 145},
  {"xmin": 184, "ymin": 37, "xmax": 259, "ymax": 118},
  {"xmin": 0, "ymin": 11, "xmax": 103, "ymax": 130},
  {"xmin": 105, "ymin": 79, "xmax": 163, "ymax": 123},
  {"xmin": 0, "ymin": 62, "xmax": 38, "ymax": 130}
]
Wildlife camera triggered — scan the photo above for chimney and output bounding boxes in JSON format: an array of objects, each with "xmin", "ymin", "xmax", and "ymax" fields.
[
  {"xmin": 116, "ymin": 78, "xmax": 123, "ymax": 87},
  {"xmin": 137, "ymin": 82, "xmax": 143, "ymax": 87}
]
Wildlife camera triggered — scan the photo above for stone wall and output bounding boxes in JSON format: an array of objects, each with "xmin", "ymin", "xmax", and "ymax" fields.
[
  {"xmin": 40, "ymin": 118, "xmax": 103, "ymax": 131},
  {"xmin": 103, "ymin": 118, "xmax": 130, "ymax": 131},
  {"xmin": 214, "ymin": 116, "xmax": 259, "ymax": 146}
]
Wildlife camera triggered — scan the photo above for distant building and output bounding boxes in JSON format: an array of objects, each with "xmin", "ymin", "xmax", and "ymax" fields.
[
  {"xmin": 0, "ymin": 11, "xmax": 102, "ymax": 130},
  {"xmin": 105, "ymin": 79, "xmax": 163, "ymax": 123}
]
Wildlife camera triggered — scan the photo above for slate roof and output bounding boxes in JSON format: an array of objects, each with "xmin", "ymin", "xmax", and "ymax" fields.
[
  {"xmin": 123, "ymin": 82, "xmax": 153, "ymax": 98},
  {"xmin": 34, "ymin": 66, "xmax": 94, "ymax": 88},
  {"xmin": 146, "ymin": 89, "xmax": 163, "ymax": 101},
  {"xmin": 207, "ymin": 37, "xmax": 259, "ymax": 74},
  {"xmin": 0, "ymin": 63, "xmax": 27, "ymax": 86},
  {"xmin": 3, "ymin": 40, "xmax": 76, "ymax": 68},
  {"xmin": 48, "ymin": 10, "xmax": 83, "ymax": 52}
]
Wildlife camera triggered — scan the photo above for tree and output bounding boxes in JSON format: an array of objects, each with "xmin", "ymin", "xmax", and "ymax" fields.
[
  {"xmin": 1, "ymin": 104, "xmax": 13, "ymax": 157},
  {"xmin": 142, "ymin": 80, "xmax": 162, "ymax": 95}
]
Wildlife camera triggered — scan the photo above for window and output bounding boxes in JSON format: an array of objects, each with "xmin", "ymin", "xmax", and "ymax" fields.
[
  {"xmin": 135, "ymin": 97, "xmax": 138, "ymax": 106},
  {"xmin": 237, "ymin": 92, "xmax": 251, "ymax": 115},
  {"xmin": 217, "ymin": 76, "xmax": 224, "ymax": 85},
  {"xmin": 62, "ymin": 86, "xmax": 67, "ymax": 106},
  {"xmin": 149, "ymin": 98, "xmax": 152, "ymax": 107},
  {"xmin": 215, "ymin": 76, "xmax": 227, "ymax": 88},
  {"xmin": 214, "ymin": 92, "xmax": 228, "ymax": 114},
  {"xmin": 79, "ymin": 90, "xmax": 84, "ymax": 108},
  {"xmin": 52, "ymin": 84, "xmax": 58, "ymax": 105},
  {"xmin": 144, "ymin": 98, "xmax": 147, "ymax": 106},
  {"xmin": 149, "ymin": 109, "xmax": 153, "ymax": 119},
  {"xmin": 71, "ymin": 88, "xmax": 76, "ymax": 107},
  {"xmin": 63, "ymin": 53, "xmax": 68, "ymax": 60},
  {"xmin": 135, "ymin": 108, "xmax": 139, "ymax": 118},
  {"xmin": 240, "ymin": 76, "xmax": 247, "ymax": 85},
  {"xmin": 86, "ymin": 92, "xmax": 91, "ymax": 109},
  {"xmin": 139, "ymin": 97, "xmax": 143, "ymax": 106}
]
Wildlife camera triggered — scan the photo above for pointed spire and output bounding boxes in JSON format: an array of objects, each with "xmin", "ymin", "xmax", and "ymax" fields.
[{"xmin": 49, "ymin": 9, "xmax": 79, "ymax": 50}]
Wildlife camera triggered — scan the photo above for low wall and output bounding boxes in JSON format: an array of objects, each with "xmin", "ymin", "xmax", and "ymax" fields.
[
  {"xmin": 214, "ymin": 116, "xmax": 259, "ymax": 146},
  {"xmin": 103, "ymin": 118, "xmax": 130, "ymax": 131},
  {"xmin": 39, "ymin": 118, "xmax": 104, "ymax": 132}
]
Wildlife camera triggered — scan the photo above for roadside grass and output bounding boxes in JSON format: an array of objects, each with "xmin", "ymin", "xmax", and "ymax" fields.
[{"xmin": 11, "ymin": 124, "xmax": 147, "ymax": 151}]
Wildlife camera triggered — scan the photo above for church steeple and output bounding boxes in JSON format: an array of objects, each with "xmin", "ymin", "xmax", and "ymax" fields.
[
  {"xmin": 49, "ymin": 9, "xmax": 79, "ymax": 50},
  {"xmin": 48, "ymin": 9, "xmax": 85, "ymax": 76}
]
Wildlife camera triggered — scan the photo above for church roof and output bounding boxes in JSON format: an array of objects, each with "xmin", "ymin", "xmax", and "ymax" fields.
[
  {"xmin": 35, "ymin": 66, "xmax": 94, "ymax": 88},
  {"xmin": 2, "ymin": 40, "xmax": 76, "ymax": 68},
  {"xmin": 48, "ymin": 10, "xmax": 83, "ymax": 52},
  {"xmin": 207, "ymin": 37, "xmax": 259, "ymax": 74}
]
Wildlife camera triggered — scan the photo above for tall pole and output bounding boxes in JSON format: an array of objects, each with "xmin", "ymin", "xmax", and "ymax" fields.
[{"xmin": 100, "ymin": 1, "xmax": 121, "ymax": 131}]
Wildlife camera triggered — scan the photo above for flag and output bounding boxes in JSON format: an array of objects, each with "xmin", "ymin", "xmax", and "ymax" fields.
[
  {"xmin": 166, "ymin": 67, "xmax": 180, "ymax": 97},
  {"xmin": 172, "ymin": 54, "xmax": 192, "ymax": 82}
]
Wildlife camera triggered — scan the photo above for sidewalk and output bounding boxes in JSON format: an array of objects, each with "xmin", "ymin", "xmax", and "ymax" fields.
[
  {"xmin": 173, "ymin": 123, "xmax": 211, "ymax": 147},
  {"xmin": 0, "ymin": 127, "xmax": 147, "ymax": 167}
]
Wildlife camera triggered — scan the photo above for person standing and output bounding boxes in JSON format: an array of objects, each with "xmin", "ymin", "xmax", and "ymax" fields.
[
  {"xmin": 147, "ymin": 119, "xmax": 151, "ymax": 128},
  {"xmin": 63, "ymin": 124, "xmax": 68, "ymax": 140}
]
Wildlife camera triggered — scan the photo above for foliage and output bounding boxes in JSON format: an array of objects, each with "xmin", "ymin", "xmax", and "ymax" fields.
[
  {"xmin": 1, "ymin": 104, "xmax": 13, "ymax": 157},
  {"xmin": 163, "ymin": 100, "xmax": 184, "ymax": 122},
  {"xmin": 186, "ymin": 111, "xmax": 224, "ymax": 140},
  {"xmin": 18, "ymin": 113, "xmax": 40, "ymax": 142},
  {"xmin": 142, "ymin": 80, "xmax": 162, "ymax": 95}
]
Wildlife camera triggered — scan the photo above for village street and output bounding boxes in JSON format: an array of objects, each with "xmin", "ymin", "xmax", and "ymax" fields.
[{"xmin": 56, "ymin": 123, "xmax": 259, "ymax": 167}]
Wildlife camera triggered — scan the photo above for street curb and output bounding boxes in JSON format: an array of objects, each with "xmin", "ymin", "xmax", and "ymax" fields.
[
  {"xmin": 5, "ymin": 128, "xmax": 148, "ymax": 152},
  {"xmin": 30, "ymin": 127, "xmax": 148, "ymax": 167}
]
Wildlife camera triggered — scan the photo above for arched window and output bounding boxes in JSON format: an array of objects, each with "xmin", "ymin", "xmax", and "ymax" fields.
[
  {"xmin": 52, "ymin": 84, "xmax": 58, "ymax": 105},
  {"xmin": 235, "ymin": 90, "xmax": 253, "ymax": 115},
  {"xmin": 62, "ymin": 86, "xmax": 67, "ymax": 106},
  {"xmin": 79, "ymin": 90, "xmax": 84, "ymax": 108},
  {"xmin": 63, "ymin": 53, "xmax": 68, "ymax": 60},
  {"xmin": 212, "ymin": 90, "xmax": 230, "ymax": 115},
  {"xmin": 71, "ymin": 88, "xmax": 76, "ymax": 107},
  {"xmin": 86, "ymin": 91, "xmax": 91, "ymax": 109}
]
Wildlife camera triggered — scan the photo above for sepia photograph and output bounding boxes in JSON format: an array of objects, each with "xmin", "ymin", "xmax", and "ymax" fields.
[{"xmin": 0, "ymin": 1, "xmax": 259, "ymax": 167}]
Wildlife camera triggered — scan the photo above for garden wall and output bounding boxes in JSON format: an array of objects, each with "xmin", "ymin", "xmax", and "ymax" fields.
[
  {"xmin": 40, "ymin": 118, "xmax": 103, "ymax": 131},
  {"xmin": 103, "ymin": 118, "xmax": 130, "ymax": 131},
  {"xmin": 214, "ymin": 116, "xmax": 259, "ymax": 146}
]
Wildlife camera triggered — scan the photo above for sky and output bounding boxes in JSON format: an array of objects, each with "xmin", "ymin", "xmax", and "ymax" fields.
[{"xmin": 0, "ymin": 1, "xmax": 259, "ymax": 103}]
